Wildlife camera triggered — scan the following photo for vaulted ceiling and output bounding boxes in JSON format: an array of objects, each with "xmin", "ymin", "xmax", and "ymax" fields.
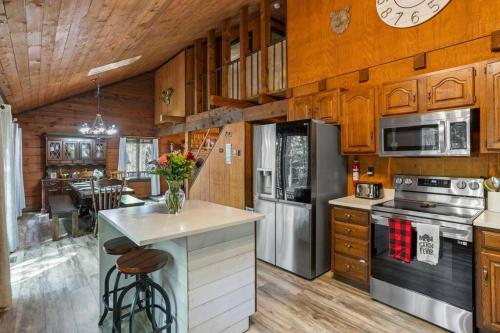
[{"xmin": 0, "ymin": 0, "xmax": 258, "ymax": 113}]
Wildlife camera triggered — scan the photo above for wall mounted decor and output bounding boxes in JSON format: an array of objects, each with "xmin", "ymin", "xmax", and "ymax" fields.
[{"xmin": 330, "ymin": 5, "xmax": 351, "ymax": 35}]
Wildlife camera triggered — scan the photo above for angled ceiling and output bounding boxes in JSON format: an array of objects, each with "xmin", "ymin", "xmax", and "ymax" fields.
[{"xmin": 0, "ymin": 0, "xmax": 258, "ymax": 113}]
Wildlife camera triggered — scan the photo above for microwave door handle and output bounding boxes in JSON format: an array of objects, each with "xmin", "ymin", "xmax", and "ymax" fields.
[{"xmin": 439, "ymin": 121, "xmax": 447, "ymax": 153}]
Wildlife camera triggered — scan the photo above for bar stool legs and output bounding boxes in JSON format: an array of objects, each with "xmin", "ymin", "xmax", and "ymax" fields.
[{"xmin": 114, "ymin": 275, "xmax": 173, "ymax": 333}]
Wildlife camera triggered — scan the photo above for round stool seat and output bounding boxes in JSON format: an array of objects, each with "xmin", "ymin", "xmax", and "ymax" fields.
[
  {"xmin": 117, "ymin": 249, "xmax": 169, "ymax": 275},
  {"xmin": 103, "ymin": 236, "xmax": 140, "ymax": 255}
]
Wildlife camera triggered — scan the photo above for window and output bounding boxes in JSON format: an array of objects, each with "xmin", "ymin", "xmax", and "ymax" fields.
[{"xmin": 125, "ymin": 138, "xmax": 154, "ymax": 179}]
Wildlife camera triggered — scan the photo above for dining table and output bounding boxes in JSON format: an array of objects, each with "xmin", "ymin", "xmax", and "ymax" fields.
[{"xmin": 69, "ymin": 181, "xmax": 135, "ymax": 200}]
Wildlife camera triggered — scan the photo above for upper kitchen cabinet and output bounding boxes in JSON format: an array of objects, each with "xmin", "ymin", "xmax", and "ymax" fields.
[
  {"xmin": 486, "ymin": 61, "xmax": 500, "ymax": 150},
  {"xmin": 425, "ymin": 67, "xmax": 475, "ymax": 110},
  {"xmin": 340, "ymin": 88, "xmax": 376, "ymax": 154},
  {"xmin": 288, "ymin": 95, "xmax": 313, "ymax": 121},
  {"xmin": 380, "ymin": 79, "xmax": 418, "ymax": 116},
  {"xmin": 313, "ymin": 89, "xmax": 340, "ymax": 124},
  {"xmin": 155, "ymin": 50, "xmax": 186, "ymax": 125}
]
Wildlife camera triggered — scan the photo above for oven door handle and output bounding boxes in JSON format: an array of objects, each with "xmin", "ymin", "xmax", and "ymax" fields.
[{"xmin": 371, "ymin": 214, "xmax": 472, "ymax": 242}]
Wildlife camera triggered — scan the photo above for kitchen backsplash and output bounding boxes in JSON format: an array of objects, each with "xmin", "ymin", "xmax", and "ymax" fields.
[{"xmin": 346, "ymin": 154, "xmax": 500, "ymax": 195}]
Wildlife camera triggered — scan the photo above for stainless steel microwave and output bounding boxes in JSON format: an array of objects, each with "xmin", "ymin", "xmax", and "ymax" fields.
[{"xmin": 378, "ymin": 109, "xmax": 479, "ymax": 157}]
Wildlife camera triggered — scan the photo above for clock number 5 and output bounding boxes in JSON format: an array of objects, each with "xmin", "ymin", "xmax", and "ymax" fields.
[
  {"xmin": 428, "ymin": 0, "xmax": 440, "ymax": 13},
  {"xmin": 411, "ymin": 11, "xmax": 420, "ymax": 24},
  {"xmin": 381, "ymin": 7, "xmax": 392, "ymax": 18}
]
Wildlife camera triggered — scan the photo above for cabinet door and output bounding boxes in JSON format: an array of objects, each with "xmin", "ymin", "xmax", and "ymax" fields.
[
  {"xmin": 426, "ymin": 67, "xmax": 475, "ymax": 110},
  {"xmin": 487, "ymin": 61, "xmax": 500, "ymax": 149},
  {"xmin": 340, "ymin": 88, "xmax": 376, "ymax": 154},
  {"xmin": 62, "ymin": 141, "xmax": 78, "ymax": 163},
  {"xmin": 288, "ymin": 95, "xmax": 312, "ymax": 121},
  {"xmin": 380, "ymin": 79, "xmax": 418, "ymax": 116},
  {"xmin": 79, "ymin": 140, "xmax": 93, "ymax": 163},
  {"xmin": 94, "ymin": 141, "xmax": 106, "ymax": 161},
  {"xmin": 47, "ymin": 140, "xmax": 62, "ymax": 163},
  {"xmin": 313, "ymin": 89, "xmax": 340, "ymax": 123},
  {"xmin": 480, "ymin": 251, "xmax": 500, "ymax": 332}
]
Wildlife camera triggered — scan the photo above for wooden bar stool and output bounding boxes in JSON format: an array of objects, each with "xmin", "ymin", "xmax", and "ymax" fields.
[
  {"xmin": 113, "ymin": 249, "xmax": 173, "ymax": 333},
  {"xmin": 99, "ymin": 236, "xmax": 143, "ymax": 327}
]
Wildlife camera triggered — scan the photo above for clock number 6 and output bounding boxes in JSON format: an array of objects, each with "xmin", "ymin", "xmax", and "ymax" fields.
[
  {"xmin": 381, "ymin": 7, "xmax": 392, "ymax": 18},
  {"xmin": 428, "ymin": 0, "xmax": 440, "ymax": 13},
  {"xmin": 411, "ymin": 11, "xmax": 420, "ymax": 24}
]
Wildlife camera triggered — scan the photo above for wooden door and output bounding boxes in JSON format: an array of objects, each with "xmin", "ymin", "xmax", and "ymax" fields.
[
  {"xmin": 487, "ymin": 61, "xmax": 500, "ymax": 149},
  {"xmin": 313, "ymin": 89, "xmax": 340, "ymax": 123},
  {"xmin": 480, "ymin": 251, "xmax": 500, "ymax": 332},
  {"xmin": 380, "ymin": 79, "xmax": 418, "ymax": 116},
  {"xmin": 426, "ymin": 67, "xmax": 475, "ymax": 110},
  {"xmin": 340, "ymin": 88, "xmax": 376, "ymax": 154},
  {"xmin": 288, "ymin": 95, "xmax": 312, "ymax": 121},
  {"xmin": 46, "ymin": 140, "xmax": 62, "ymax": 163}
]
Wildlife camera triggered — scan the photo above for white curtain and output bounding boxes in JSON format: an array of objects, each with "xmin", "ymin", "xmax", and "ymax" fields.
[
  {"xmin": 151, "ymin": 138, "xmax": 160, "ymax": 196},
  {"xmin": 1, "ymin": 105, "xmax": 18, "ymax": 253},
  {"xmin": 0, "ymin": 104, "xmax": 14, "ymax": 311},
  {"xmin": 13, "ymin": 124, "xmax": 25, "ymax": 218},
  {"xmin": 117, "ymin": 137, "xmax": 128, "ymax": 172}
]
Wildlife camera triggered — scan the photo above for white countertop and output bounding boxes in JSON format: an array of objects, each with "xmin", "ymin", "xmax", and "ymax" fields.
[
  {"xmin": 328, "ymin": 189, "xmax": 395, "ymax": 211},
  {"xmin": 474, "ymin": 210, "xmax": 500, "ymax": 231},
  {"xmin": 99, "ymin": 200, "xmax": 264, "ymax": 246}
]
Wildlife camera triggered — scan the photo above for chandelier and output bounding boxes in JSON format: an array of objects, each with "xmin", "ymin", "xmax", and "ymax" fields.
[{"xmin": 79, "ymin": 77, "xmax": 118, "ymax": 136}]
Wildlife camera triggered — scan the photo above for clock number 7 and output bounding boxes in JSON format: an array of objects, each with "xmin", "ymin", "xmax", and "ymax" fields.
[
  {"xmin": 428, "ymin": 0, "xmax": 440, "ymax": 13},
  {"xmin": 394, "ymin": 11, "xmax": 403, "ymax": 25}
]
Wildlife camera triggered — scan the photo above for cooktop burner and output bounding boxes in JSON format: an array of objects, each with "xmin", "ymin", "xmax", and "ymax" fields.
[{"xmin": 377, "ymin": 200, "xmax": 481, "ymax": 220}]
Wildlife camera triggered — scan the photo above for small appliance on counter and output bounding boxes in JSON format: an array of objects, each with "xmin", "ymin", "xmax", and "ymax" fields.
[{"xmin": 355, "ymin": 182, "xmax": 383, "ymax": 199}]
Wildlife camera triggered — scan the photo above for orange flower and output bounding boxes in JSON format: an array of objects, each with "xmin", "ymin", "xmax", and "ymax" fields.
[{"xmin": 158, "ymin": 154, "xmax": 168, "ymax": 165}]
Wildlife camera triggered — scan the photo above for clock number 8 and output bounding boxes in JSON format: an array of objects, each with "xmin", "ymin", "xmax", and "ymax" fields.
[{"xmin": 381, "ymin": 7, "xmax": 392, "ymax": 18}]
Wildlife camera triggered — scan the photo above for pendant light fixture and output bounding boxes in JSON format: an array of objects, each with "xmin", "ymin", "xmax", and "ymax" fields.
[{"xmin": 79, "ymin": 77, "xmax": 118, "ymax": 137}]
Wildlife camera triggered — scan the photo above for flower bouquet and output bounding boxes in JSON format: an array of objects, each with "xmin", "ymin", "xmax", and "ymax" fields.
[{"xmin": 150, "ymin": 151, "xmax": 195, "ymax": 214}]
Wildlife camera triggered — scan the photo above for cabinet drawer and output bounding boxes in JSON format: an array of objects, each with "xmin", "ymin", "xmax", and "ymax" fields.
[
  {"xmin": 44, "ymin": 180, "xmax": 61, "ymax": 188},
  {"xmin": 334, "ymin": 253, "xmax": 368, "ymax": 283},
  {"xmin": 334, "ymin": 235, "xmax": 368, "ymax": 260},
  {"xmin": 333, "ymin": 207, "xmax": 369, "ymax": 225},
  {"xmin": 333, "ymin": 220, "xmax": 368, "ymax": 240},
  {"xmin": 481, "ymin": 230, "xmax": 500, "ymax": 252}
]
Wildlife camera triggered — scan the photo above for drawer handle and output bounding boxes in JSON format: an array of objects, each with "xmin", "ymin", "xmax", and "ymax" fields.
[
  {"xmin": 345, "ymin": 214, "xmax": 352, "ymax": 219},
  {"xmin": 345, "ymin": 264, "xmax": 355, "ymax": 270},
  {"xmin": 483, "ymin": 266, "xmax": 489, "ymax": 285},
  {"xmin": 345, "ymin": 243, "xmax": 353, "ymax": 249},
  {"xmin": 345, "ymin": 228, "xmax": 353, "ymax": 233}
]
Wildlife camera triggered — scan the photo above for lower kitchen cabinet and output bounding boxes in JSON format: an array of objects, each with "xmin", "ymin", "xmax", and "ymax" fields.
[
  {"xmin": 476, "ymin": 228, "xmax": 500, "ymax": 332},
  {"xmin": 331, "ymin": 206, "xmax": 370, "ymax": 291}
]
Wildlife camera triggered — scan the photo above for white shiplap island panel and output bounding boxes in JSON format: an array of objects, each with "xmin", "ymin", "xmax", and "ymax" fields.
[{"xmin": 98, "ymin": 200, "xmax": 264, "ymax": 333}]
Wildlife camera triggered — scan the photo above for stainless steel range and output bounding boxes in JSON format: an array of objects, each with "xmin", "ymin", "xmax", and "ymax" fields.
[{"xmin": 371, "ymin": 175, "xmax": 485, "ymax": 333}]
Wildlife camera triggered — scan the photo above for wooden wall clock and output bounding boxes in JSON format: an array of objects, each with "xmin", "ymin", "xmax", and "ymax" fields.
[{"xmin": 376, "ymin": 0, "xmax": 451, "ymax": 28}]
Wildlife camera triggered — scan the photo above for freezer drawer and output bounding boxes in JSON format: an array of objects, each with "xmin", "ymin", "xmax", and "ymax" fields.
[
  {"xmin": 276, "ymin": 201, "xmax": 313, "ymax": 279},
  {"xmin": 255, "ymin": 198, "xmax": 276, "ymax": 265}
]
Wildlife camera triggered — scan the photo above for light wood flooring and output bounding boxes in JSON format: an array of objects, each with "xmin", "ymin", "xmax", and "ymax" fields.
[{"xmin": 0, "ymin": 213, "xmax": 445, "ymax": 333}]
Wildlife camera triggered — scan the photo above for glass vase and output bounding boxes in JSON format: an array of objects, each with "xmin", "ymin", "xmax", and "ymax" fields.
[{"xmin": 164, "ymin": 180, "xmax": 185, "ymax": 214}]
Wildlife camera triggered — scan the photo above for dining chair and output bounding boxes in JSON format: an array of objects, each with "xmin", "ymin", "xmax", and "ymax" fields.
[
  {"xmin": 109, "ymin": 170, "xmax": 128, "ymax": 186},
  {"xmin": 90, "ymin": 178, "xmax": 125, "ymax": 236}
]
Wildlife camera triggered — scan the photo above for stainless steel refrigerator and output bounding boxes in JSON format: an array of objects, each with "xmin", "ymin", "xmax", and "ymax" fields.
[{"xmin": 254, "ymin": 120, "xmax": 347, "ymax": 279}]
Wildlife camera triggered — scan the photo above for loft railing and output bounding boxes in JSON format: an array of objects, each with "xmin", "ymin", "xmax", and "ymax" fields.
[
  {"xmin": 228, "ymin": 59, "xmax": 240, "ymax": 100},
  {"xmin": 246, "ymin": 49, "xmax": 261, "ymax": 98},
  {"xmin": 268, "ymin": 38, "xmax": 287, "ymax": 93}
]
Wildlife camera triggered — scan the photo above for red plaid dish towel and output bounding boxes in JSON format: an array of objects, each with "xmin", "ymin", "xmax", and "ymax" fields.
[{"xmin": 388, "ymin": 218, "xmax": 412, "ymax": 263}]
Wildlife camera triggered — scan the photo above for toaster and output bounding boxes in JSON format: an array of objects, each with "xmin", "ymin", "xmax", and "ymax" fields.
[{"xmin": 355, "ymin": 182, "xmax": 383, "ymax": 199}]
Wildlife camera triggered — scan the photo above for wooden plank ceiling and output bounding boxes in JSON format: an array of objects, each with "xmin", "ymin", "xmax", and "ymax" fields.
[{"xmin": 0, "ymin": 0, "xmax": 258, "ymax": 113}]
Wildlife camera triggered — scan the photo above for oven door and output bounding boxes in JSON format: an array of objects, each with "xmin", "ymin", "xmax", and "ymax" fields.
[{"xmin": 371, "ymin": 213, "xmax": 474, "ymax": 312}]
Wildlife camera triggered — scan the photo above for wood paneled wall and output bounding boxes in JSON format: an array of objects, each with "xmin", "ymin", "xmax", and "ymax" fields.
[
  {"xmin": 287, "ymin": 0, "xmax": 500, "ymax": 88},
  {"xmin": 16, "ymin": 73, "xmax": 155, "ymax": 209},
  {"xmin": 189, "ymin": 122, "xmax": 247, "ymax": 209}
]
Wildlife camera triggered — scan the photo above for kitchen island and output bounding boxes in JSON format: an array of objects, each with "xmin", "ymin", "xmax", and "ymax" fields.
[{"xmin": 98, "ymin": 200, "xmax": 264, "ymax": 332}]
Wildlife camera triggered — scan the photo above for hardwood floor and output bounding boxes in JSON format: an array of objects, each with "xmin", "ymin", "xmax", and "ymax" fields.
[{"xmin": 0, "ymin": 213, "xmax": 444, "ymax": 333}]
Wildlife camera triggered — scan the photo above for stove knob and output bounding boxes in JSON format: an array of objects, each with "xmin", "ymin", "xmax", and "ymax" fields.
[
  {"xmin": 469, "ymin": 181, "xmax": 480, "ymax": 190},
  {"xmin": 456, "ymin": 180, "xmax": 467, "ymax": 190},
  {"xmin": 395, "ymin": 177, "xmax": 403, "ymax": 185},
  {"xmin": 404, "ymin": 178, "xmax": 413, "ymax": 185}
]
